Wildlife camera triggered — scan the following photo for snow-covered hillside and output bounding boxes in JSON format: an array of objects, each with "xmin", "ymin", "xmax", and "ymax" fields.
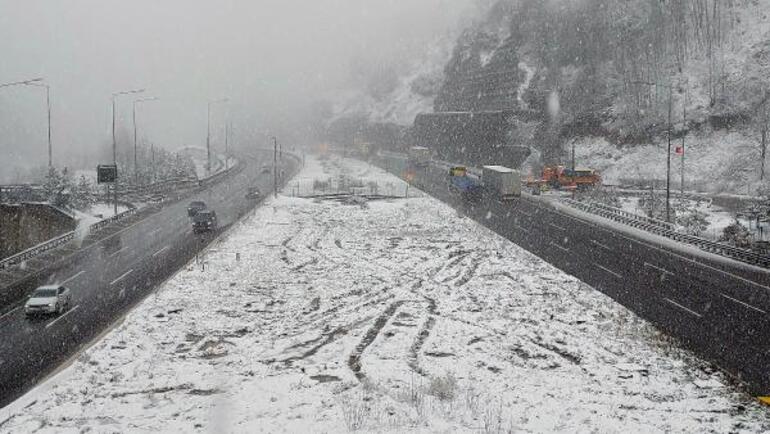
[
  {"xmin": 1, "ymin": 156, "xmax": 767, "ymax": 433},
  {"xmin": 571, "ymin": 127, "xmax": 761, "ymax": 194}
]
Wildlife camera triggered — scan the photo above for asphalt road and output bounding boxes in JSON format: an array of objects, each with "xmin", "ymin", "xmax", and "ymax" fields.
[
  {"xmin": 0, "ymin": 150, "xmax": 299, "ymax": 408},
  {"xmin": 388, "ymin": 157, "xmax": 770, "ymax": 396}
]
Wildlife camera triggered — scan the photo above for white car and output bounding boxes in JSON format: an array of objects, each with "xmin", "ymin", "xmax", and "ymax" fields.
[{"xmin": 25, "ymin": 285, "xmax": 72, "ymax": 317}]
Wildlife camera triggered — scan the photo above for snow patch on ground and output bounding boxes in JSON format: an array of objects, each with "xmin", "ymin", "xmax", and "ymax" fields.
[{"xmin": 2, "ymin": 156, "xmax": 768, "ymax": 433}]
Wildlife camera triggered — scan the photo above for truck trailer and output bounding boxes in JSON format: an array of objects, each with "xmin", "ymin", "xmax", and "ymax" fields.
[
  {"xmin": 482, "ymin": 165, "xmax": 521, "ymax": 200},
  {"xmin": 408, "ymin": 146, "xmax": 431, "ymax": 168}
]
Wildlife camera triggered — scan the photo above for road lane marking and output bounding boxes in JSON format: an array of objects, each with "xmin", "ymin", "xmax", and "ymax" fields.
[
  {"xmin": 721, "ymin": 293, "xmax": 767, "ymax": 314},
  {"xmin": 664, "ymin": 298, "xmax": 702, "ymax": 318},
  {"xmin": 0, "ymin": 306, "xmax": 21, "ymax": 321},
  {"xmin": 514, "ymin": 223, "xmax": 528, "ymax": 233},
  {"xmin": 549, "ymin": 241, "xmax": 569, "ymax": 253},
  {"xmin": 109, "ymin": 247, "xmax": 126, "ymax": 258},
  {"xmin": 644, "ymin": 262, "xmax": 673, "ymax": 276},
  {"xmin": 152, "ymin": 246, "xmax": 169, "ymax": 257},
  {"xmin": 590, "ymin": 239, "xmax": 611, "ymax": 251},
  {"xmin": 110, "ymin": 269, "xmax": 134, "ymax": 286},
  {"xmin": 594, "ymin": 263, "xmax": 622, "ymax": 279},
  {"xmin": 549, "ymin": 223, "xmax": 566, "ymax": 231},
  {"xmin": 46, "ymin": 304, "xmax": 79, "ymax": 329},
  {"xmin": 62, "ymin": 270, "xmax": 84, "ymax": 284}
]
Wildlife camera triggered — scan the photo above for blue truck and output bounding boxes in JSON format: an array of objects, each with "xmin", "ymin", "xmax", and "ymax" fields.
[{"xmin": 447, "ymin": 166, "xmax": 483, "ymax": 202}]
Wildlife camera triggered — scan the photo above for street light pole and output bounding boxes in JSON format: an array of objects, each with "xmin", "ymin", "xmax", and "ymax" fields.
[
  {"xmin": 273, "ymin": 136, "xmax": 278, "ymax": 198},
  {"xmin": 23, "ymin": 82, "xmax": 52, "ymax": 168},
  {"xmin": 206, "ymin": 102, "xmax": 211, "ymax": 174},
  {"xmin": 0, "ymin": 78, "xmax": 50, "ymax": 167},
  {"xmin": 132, "ymin": 97, "xmax": 159, "ymax": 184},
  {"xmin": 45, "ymin": 85, "xmax": 51, "ymax": 168},
  {"xmin": 224, "ymin": 122, "xmax": 230, "ymax": 171},
  {"xmin": 111, "ymin": 88, "xmax": 145, "ymax": 215},
  {"xmin": 666, "ymin": 85, "xmax": 672, "ymax": 224},
  {"xmin": 0, "ymin": 78, "xmax": 43, "ymax": 89},
  {"xmin": 206, "ymin": 98, "xmax": 228, "ymax": 175}
]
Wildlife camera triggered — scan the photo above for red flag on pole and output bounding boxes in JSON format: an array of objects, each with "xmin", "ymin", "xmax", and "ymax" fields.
[{"xmin": 675, "ymin": 146, "xmax": 684, "ymax": 156}]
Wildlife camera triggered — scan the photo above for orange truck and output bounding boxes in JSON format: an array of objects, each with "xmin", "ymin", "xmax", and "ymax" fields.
[{"xmin": 529, "ymin": 165, "xmax": 601, "ymax": 190}]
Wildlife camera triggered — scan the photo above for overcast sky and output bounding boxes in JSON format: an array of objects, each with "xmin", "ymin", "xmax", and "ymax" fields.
[{"xmin": 0, "ymin": 0, "xmax": 479, "ymax": 178}]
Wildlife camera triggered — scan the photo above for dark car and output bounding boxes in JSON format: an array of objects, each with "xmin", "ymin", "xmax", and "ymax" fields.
[
  {"xmin": 187, "ymin": 201, "xmax": 207, "ymax": 217},
  {"xmin": 192, "ymin": 210, "xmax": 217, "ymax": 233},
  {"xmin": 245, "ymin": 187, "xmax": 261, "ymax": 200}
]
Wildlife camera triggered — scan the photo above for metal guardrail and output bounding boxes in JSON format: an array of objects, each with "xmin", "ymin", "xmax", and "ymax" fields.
[
  {"xmin": 88, "ymin": 207, "xmax": 138, "ymax": 234},
  {"xmin": 586, "ymin": 201, "xmax": 675, "ymax": 231},
  {"xmin": 562, "ymin": 198, "xmax": 770, "ymax": 268},
  {"xmin": 0, "ymin": 231, "xmax": 75, "ymax": 270},
  {"xmin": 0, "ymin": 206, "xmax": 139, "ymax": 271},
  {"xmin": 0, "ymin": 160, "xmax": 243, "ymax": 271}
]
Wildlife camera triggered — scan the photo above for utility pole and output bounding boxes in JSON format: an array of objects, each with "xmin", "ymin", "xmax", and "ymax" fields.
[
  {"xmin": 273, "ymin": 136, "xmax": 278, "ymax": 197},
  {"xmin": 681, "ymin": 89, "xmax": 686, "ymax": 196},
  {"xmin": 571, "ymin": 142, "xmax": 575, "ymax": 172},
  {"xmin": 631, "ymin": 80, "xmax": 679, "ymax": 223}
]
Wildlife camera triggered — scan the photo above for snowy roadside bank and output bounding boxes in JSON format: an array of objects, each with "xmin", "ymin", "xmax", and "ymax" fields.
[{"xmin": 1, "ymin": 155, "xmax": 767, "ymax": 433}]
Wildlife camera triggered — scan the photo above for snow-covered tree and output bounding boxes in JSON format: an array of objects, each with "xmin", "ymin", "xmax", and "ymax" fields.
[
  {"xmin": 677, "ymin": 209, "xmax": 709, "ymax": 236},
  {"xmin": 719, "ymin": 220, "xmax": 751, "ymax": 248},
  {"xmin": 42, "ymin": 167, "xmax": 73, "ymax": 208},
  {"xmin": 70, "ymin": 175, "xmax": 95, "ymax": 211}
]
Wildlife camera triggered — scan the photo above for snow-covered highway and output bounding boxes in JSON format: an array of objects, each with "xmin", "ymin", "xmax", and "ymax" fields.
[{"xmin": 2, "ymin": 156, "xmax": 768, "ymax": 433}]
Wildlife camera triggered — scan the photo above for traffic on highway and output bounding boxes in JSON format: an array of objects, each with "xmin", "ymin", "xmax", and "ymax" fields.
[{"xmin": 0, "ymin": 151, "xmax": 298, "ymax": 408}]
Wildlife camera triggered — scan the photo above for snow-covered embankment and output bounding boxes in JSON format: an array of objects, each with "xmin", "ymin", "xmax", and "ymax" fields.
[{"xmin": 1, "ymin": 155, "xmax": 767, "ymax": 433}]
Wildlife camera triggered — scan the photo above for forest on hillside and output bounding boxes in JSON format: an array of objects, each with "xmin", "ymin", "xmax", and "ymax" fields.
[{"xmin": 437, "ymin": 0, "xmax": 770, "ymax": 166}]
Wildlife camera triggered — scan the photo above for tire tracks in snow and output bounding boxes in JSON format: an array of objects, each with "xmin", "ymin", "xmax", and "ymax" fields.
[
  {"xmin": 406, "ymin": 294, "xmax": 438, "ymax": 377},
  {"xmin": 348, "ymin": 300, "xmax": 406, "ymax": 381},
  {"xmin": 454, "ymin": 254, "xmax": 482, "ymax": 287}
]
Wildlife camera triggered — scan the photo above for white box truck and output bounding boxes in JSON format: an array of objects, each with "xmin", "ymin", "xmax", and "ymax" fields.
[{"xmin": 482, "ymin": 165, "xmax": 521, "ymax": 200}]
